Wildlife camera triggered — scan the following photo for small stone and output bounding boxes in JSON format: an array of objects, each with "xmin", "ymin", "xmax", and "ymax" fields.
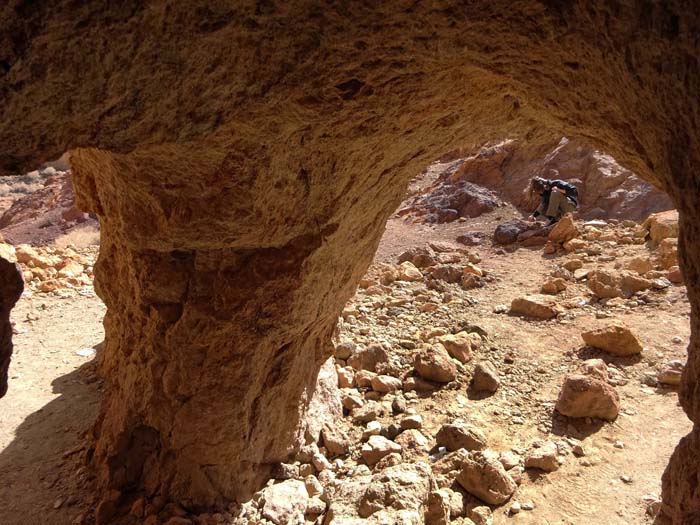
[
  {"xmin": 456, "ymin": 451, "xmax": 517, "ymax": 505},
  {"xmin": 556, "ymin": 374, "xmax": 620, "ymax": 421},
  {"xmin": 499, "ymin": 450, "xmax": 521, "ymax": 470},
  {"xmin": 469, "ymin": 505, "xmax": 493, "ymax": 525},
  {"xmin": 581, "ymin": 323, "xmax": 643, "ymax": 356},
  {"xmin": 436, "ymin": 423, "xmax": 487, "ymax": 452},
  {"xmin": 613, "ymin": 440, "xmax": 625, "ymax": 449},
  {"xmin": 524, "ymin": 441, "xmax": 559, "ymax": 472},
  {"xmin": 414, "ymin": 345, "xmax": 457, "ymax": 383},
  {"xmin": 521, "ymin": 501, "xmax": 535, "ymax": 511},
  {"xmin": 657, "ymin": 360, "xmax": 684, "ymax": 386},
  {"xmin": 362, "ymin": 420, "xmax": 382, "ymax": 440},
  {"xmin": 510, "ymin": 294, "xmax": 561, "ymax": 319},
  {"xmin": 438, "ymin": 332, "xmax": 473, "ymax": 363},
  {"xmin": 370, "ymin": 374, "xmax": 402, "ymax": 393},
  {"xmin": 361, "ymin": 435, "xmax": 402, "ymax": 465},
  {"xmin": 620, "ymin": 474, "xmax": 633, "ymax": 483},
  {"xmin": 509, "ymin": 501, "xmax": 521, "ymax": 515},
  {"xmin": 401, "ymin": 414, "xmax": 423, "ymax": 430},
  {"xmin": 471, "ymin": 361, "xmax": 500, "ymax": 393}
]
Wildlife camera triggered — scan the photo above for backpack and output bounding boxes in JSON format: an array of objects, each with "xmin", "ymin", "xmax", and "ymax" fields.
[{"xmin": 551, "ymin": 179, "xmax": 579, "ymax": 204}]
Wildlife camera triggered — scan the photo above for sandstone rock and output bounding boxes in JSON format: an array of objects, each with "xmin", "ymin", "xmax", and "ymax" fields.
[
  {"xmin": 425, "ymin": 490, "xmax": 451, "ymax": 525},
  {"xmin": 556, "ymin": 374, "xmax": 620, "ymax": 421},
  {"xmin": 304, "ymin": 357, "xmax": 343, "ymax": 444},
  {"xmin": 436, "ymin": 423, "xmax": 487, "ymax": 452},
  {"xmin": 361, "ymin": 435, "xmax": 402, "ymax": 466},
  {"xmin": 463, "ymin": 263, "xmax": 483, "ymax": 277},
  {"xmin": 471, "ymin": 361, "xmax": 500, "ymax": 393},
  {"xmin": 397, "ymin": 261, "xmax": 424, "ymax": 282},
  {"xmin": 371, "ymin": 374, "xmax": 402, "ymax": 393},
  {"xmin": 563, "ymin": 238, "xmax": 587, "ymax": 252},
  {"xmin": 438, "ymin": 332, "xmax": 472, "ymax": 363},
  {"xmin": 362, "ymin": 421, "xmax": 382, "ymax": 440},
  {"xmin": 414, "ymin": 345, "xmax": 457, "ymax": 383},
  {"xmin": 581, "ymin": 358, "xmax": 609, "ymax": 381},
  {"xmin": 394, "ymin": 429, "xmax": 431, "ymax": 459},
  {"xmin": 643, "ymin": 210, "xmax": 678, "ymax": 245},
  {"xmin": 347, "ymin": 344, "xmax": 388, "ymax": 372},
  {"xmin": 358, "ymin": 463, "xmax": 432, "ymax": 518},
  {"xmin": 469, "ymin": 506, "xmax": 493, "ymax": 525},
  {"xmin": 510, "ymin": 294, "xmax": 561, "ymax": 319},
  {"xmin": 657, "ymin": 238, "xmax": 679, "ymax": 269},
  {"xmin": 524, "ymin": 441, "xmax": 559, "ymax": 472},
  {"xmin": 456, "ymin": 451, "xmax": 517, "ymax": 505},
  {"xmin": 499, "ymin": 451, "xmax": 521, "ymax": 470},
  {"xmin": 430, "ymin": 264, "xmax": 463, "ymax": 283},
  {"xmin": 337, "ymin": 367, "xmax": 354, "ymax": 388},
  {"xmin": 657, "ymin": 361, "xmax": 684, "ymax": 386},
  {"xmin": 262, "ymin": 479, "xmax": 309, "ymax": 525},
  {"xmin": 563, "ymin": 259, "xmax": 584, "ymax": 271},
  {"xmin": 548, "ymin": 213, "xmax": 578, "ymax": 243},
  {"xmin": 401, "ymin": 414, "xmax": 422, "ymax": 430},
  {"xmin": 621, "ymin": 271, "xmax": 652, "ymax": 295},
  {"xmin": 627, "ymin": 257, "xmax": 653, "ymax": 275},
  {"xmin": 322, "ymin": 425, "xmax": 350, "ymax": 456},
  {"xmin": 581, "ymin": 323, "xmax": 643, "ymax": 356},
  {"xmin": 587, "ymin": 269, "xmax": 623, "ymax": 298},
  {"xmin": 461, "ymin": 273, "xmax": 484, "ymax": 290},
  {"xmin": 0, "ymin": 256, "xmax": 24, "ymax": 397},
  {"xmin": 541, "ymin": 277, "xmax": 567, "ymax": 294}
]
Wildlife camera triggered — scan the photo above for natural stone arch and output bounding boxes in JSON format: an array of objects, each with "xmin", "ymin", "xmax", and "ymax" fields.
[{"xmin": 1, "ymin": 0, "xmax": 698, "ymax": 521}]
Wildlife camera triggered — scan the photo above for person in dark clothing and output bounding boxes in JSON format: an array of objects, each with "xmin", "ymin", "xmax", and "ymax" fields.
[{"xmin": 527, "ymin": 176, "xmax": 578, "ymax": 226}]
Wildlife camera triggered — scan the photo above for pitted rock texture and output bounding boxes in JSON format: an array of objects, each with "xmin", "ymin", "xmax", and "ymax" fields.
[
  {"xmin": 1, "ymin": 1, "xmax": 699, "ymax": 521},
  {"xmin": 0, "ymin": 253, "xmax": 23, "ymax": 398}
]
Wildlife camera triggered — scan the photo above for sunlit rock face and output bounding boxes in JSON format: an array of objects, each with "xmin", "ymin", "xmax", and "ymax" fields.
[{"xmin": 1, "ymin": 0, "xmax": 698, "ymax": 520}]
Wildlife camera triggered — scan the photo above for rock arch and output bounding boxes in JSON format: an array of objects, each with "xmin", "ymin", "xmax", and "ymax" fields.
[{"xmin": 1, "ymin": 0, "xmax": 698, "ymax": 521}]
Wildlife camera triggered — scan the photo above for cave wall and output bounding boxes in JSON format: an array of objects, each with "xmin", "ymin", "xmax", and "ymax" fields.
[{"xmin": 1, "ymin": 0, "xmax": 699, "ymax": 520}]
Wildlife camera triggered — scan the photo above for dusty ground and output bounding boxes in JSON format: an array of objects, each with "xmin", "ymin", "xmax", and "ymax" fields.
[{"xmin": 0, "ymin": 163, "xmax": 691, "ymax": 524}]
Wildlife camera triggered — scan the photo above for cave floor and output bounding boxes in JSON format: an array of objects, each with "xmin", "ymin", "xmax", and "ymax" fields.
[{"xmin": 0, "ymin": 204, "xmax": 691, "ymax": 525}]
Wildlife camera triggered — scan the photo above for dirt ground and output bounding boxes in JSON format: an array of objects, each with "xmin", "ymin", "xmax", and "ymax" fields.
[{"xmin": 0, "ymin": 168, "xmax": 691, "ymax": 524}]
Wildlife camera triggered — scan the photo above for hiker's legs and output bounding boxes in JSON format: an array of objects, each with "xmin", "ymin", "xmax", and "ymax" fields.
[{"xmin": 545, "ymin": 191, "xmax": 575, "ymax": 219}]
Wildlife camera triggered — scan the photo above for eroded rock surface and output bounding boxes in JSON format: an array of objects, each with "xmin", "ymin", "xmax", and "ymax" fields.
[{"xmin": 1, "ymin": 1, "xmax": 699, "ymax": 521}]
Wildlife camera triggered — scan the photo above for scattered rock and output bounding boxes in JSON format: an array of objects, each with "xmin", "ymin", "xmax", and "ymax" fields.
[
  {"xmin": 657, "ymin": 360, "xmax": 684, "ymax": 386},
  {"xmin": 456, "ymin": 450, "xmax": 517, "ymax": 505},
  {"xmin": 581, "ymin": 323, "xmax": 643, "ymax": 356},
  {"xmin": 358, "ymin": 463, "xmax": 432, "ymax": 518},
  {"xmin": 541, "ymin": 277, "xmax": 567, "ymax": 294},
  {"xmin": 414, "ymin": 345, "xmax": 457, "ymax": 383},
  {"xmin": 556, "ymin": 374, "xmax": 620, "ymax": 421},
  {"xmin": 438, "ymin": 332, "xmax": 472, "ymax": 363},
  {"xmin": 524, "ymin": 441, "xmax": 560, "ymax": 472},
  {"xmin": 361, "ymin": 435, "xmax": 402, "ymax": 465},
  {"xmin": 471, "ymin": 361, "xmax": 500, "ymax": 393},
  {"xmin": 436, "ymin": 423, "xmax": 488, "ymax": 452},
  {"xmin": 510, "ymin": 294, "xmax": 561, "ymax": 319},
  {"xmin": 548, "ymin": 214, "xmax": 578, "ymax": 243}
]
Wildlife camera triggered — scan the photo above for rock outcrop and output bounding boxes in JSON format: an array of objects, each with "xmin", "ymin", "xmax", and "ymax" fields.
[
  {"xmin": 0, "ymin": 2, "xmax": 699, "ymax": 522},
  {"xmin": 0, "ymin": 249, "xmax": 24, "ymax": 398}
]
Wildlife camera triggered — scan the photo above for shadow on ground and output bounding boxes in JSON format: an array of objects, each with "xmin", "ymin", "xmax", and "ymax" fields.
[{"xmin": 0, "ymin": 356, "xmax": 102, "ymax": 525}]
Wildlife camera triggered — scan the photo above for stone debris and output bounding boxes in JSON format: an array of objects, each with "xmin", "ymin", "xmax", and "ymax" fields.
[
  {"xmin": 414, "ymin": 344, "xmax": 457, "ymax": 383},
  {"xmin": 657, "ymin": 360, "xmax": 684, "ymax": 386},
  {"xmin": 556, "ymin": 374, "xmax": 620, "ymax": 421},
  {"xmin": 510, "ymin": 294, "xmax": 562, "ymax": 319},
  {"xmin": 581, "ymin": 323, "xmax": 643, "ymax": 356},
  {"xmin": 471, "ymin": 361, "xmax": 500, "ymax": 393},
  {"xmin": 524, "ymin": 441, "xmax": 560, "ymax": 472},
  {"xmin": 456, "ymin": 450, "xmax": 517, "ymax": 505},
  {"xmin": 436, "ymin": 422, "xmax": 488, "ymax": 452}
]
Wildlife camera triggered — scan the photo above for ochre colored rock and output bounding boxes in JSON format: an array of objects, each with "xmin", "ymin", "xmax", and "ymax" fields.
[
  {"xmin": 1, "ymin": 3, "xmax": 699, "ymax": 520},
  {"xmin": 456, "ymin": 451, "xmax": 517, "ymax": 505},
  {"xmin": 414, "ymin": 345, "xmax": 457, "ymax": 383},
  {"xmin": 582, "ymin": 323, "xmax": 643, "ymax": 356},
  {"xmin": 556, "ymin": 374, "xmax": 620, "ymax": 421},
  {"xmin": 510, "ymin": 294, "xmax": 561, "ymax": 319},
  {"xmin": 643, "ymin": 210, "xmax": 679, "ymax": 245},
  {"xmin": 548, "ymin": 214, "xmax": 578, "ymax": 243}
]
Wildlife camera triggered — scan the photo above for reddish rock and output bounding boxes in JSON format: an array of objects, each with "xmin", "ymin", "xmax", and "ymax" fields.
[
  {"xmin": 414, "ymin": 345, "xmax": 457, "ymax": 383},
  {"xmin": 510, "ymin": 294, "xmax": 561, "ymax": 319},
  {"xmin": 556, "ymin": 374, "xmax": 620, "ymax": 421}
]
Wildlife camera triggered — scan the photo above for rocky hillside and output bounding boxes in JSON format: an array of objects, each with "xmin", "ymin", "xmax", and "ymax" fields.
[{"xmin": 400, "ymin": 139, "xmax": 673, "ymax": 223}]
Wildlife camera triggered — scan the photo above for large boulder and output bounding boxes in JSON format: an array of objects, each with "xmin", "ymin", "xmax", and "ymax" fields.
[
  {"xmin": 555, "ymin": 374, "xmax": 620, "ymax": 421},
  {"xmin": 581, "ymin": 323, "xmax": 643, "ymax": 356}
]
